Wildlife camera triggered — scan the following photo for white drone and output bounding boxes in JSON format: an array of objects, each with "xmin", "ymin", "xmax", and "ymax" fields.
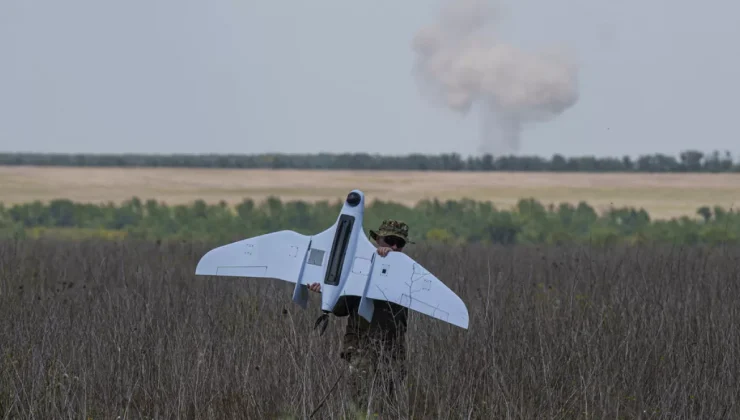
[{"xmin": 194, "ymin": 189, "xmax": 469, "ymax": 332}]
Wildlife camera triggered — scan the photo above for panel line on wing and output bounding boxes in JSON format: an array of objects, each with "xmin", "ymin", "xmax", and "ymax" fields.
[
  {"xmin": 399, "ymin": 293, "xmax": 450, "ymax": 321},
  {"xmin": 351, "ymin": 257, "xmax": 372, "ymax": 275},
  {"xmin": 216, "ymin": 266, "xmax": 268, "ymax": 277}
]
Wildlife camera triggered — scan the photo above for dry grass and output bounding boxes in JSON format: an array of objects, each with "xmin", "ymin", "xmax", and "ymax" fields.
[
  {"xmin": 1, "ymin": 239, "xmax": 740, "ymax": 418},
  {"xmin": 2, "ymin": 166, "xmax": 740, "ymax": 219}
]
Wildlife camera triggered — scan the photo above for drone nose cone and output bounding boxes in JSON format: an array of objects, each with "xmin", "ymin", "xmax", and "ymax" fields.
[{"xmin": 346, "ymin": 191, "xmax": 362, "ymax": 207}]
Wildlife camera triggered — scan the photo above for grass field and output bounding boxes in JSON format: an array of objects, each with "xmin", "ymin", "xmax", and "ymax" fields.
[
  {"xmin": 2, "ymin": 166, "xmax": 740, "ymax": 219},
  {"xmin": 2, "ymin": 239, "xmax": 739, "ymax": 418}
]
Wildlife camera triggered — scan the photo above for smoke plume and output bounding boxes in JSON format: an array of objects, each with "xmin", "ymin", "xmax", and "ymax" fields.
[{"xmin": 412, "ymin": 0, "xmax": 579, "ymax": 155}]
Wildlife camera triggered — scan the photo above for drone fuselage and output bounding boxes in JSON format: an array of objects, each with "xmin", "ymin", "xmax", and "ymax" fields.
[{"xmin": 313, "ymin": 190, "xmax": 369, "ymax": 314}]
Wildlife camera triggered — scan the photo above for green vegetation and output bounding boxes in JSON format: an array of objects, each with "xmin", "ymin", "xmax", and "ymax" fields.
[
  {"xmin": 2, "ymin": 149, "xmax": 739, "ymax": 172},
  {"xmin": 1, "ymin": 196, "xmax": 738, "ymax": 245}
]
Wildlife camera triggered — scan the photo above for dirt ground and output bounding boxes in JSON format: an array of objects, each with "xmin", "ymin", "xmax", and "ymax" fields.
[{"xmin": 2, "ymin": 166, "xmax": 739, "ymax": 219}]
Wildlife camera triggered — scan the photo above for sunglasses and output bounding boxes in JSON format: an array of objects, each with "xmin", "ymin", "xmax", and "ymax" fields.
[{"xmin": 383, "ymin": 236, "xmax": 406, "ymax": 249}]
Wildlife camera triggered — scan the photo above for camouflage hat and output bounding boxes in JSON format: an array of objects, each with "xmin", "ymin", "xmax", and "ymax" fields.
[{"xmin": 369, "ymin": 219, "xmax": 415, "ymax": 244}]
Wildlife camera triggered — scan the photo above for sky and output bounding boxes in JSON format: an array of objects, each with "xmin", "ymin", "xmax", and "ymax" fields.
[{"xmin": 0, "ymin": 0, "xmax": 738, "ymax": 159}]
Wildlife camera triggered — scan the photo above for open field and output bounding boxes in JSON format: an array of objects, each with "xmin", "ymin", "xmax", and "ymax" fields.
[
  {"xmin": 1, "ymin": 239, "xmax": 739, "ymax": 418},
  {"xmin": 2, "ymin": 166, "xmax": 740, "ymax": 219}
]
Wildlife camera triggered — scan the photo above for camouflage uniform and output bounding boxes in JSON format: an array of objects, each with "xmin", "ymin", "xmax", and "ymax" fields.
[{"xmin": 332, "ymin": 219, "xmax": 414, "ymax": 409}]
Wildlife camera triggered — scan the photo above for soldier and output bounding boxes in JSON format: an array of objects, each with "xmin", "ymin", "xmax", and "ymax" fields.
[{"xmin": 307, "ymin": 219, "xmax": 414, "ymax": 411}]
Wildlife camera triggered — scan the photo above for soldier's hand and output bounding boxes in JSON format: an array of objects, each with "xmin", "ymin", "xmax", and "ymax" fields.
[
  {"xmin": 308, "ymin": 282, "xmax": 321, "ymax": 293},
  {"xmin": 377, "ymin": 247, "xmax": 393, "ymax": 257}
]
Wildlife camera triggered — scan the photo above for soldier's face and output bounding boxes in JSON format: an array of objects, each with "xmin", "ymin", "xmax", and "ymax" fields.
[{"xmin": 379, "ymin": 235, "xmax": 405, "ymax": 251}]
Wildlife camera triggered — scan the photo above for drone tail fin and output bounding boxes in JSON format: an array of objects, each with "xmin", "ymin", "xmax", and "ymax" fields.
[
  {"xmin": 291, "ymin": 239, "xmax": 313, "ymax": 309},
  {"xmin": 358, "ymin": 293, "xmax": 374, "ymax": 322},
  {"xmin": 357, "ymin": 252, "xmax": 377, "ymax": 322}
]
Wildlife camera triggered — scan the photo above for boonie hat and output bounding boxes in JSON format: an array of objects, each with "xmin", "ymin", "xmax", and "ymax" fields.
[{"xmin": 369, "ymin": 219, "xmax": 415, "ymax": 244}]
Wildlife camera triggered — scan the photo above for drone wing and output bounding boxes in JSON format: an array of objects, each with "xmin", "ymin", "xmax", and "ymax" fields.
[
  {"xmin": 342, "ymin": 233, "xmax": 469, "ymax": 329},
  {"xmin": 195, "ymin": 227, "xmax": 336, "ymax": 285},
  {"xmin": 195, "ymin": 230, "xmax": 311, "ymax": 282}
]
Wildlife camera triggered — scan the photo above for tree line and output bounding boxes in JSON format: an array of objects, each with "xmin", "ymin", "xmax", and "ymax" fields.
[
  {"xmin": 1, "ymin": 150, "xmax": 739, "ymax": 172},
  {"xmin": 1, "ymin": 196, "xmax": 738, "ymax": 246}
]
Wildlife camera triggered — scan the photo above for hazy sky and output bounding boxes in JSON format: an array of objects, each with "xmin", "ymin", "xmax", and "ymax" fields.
[{"xmin": 1, "ymin": 0, "xmax": 738, "ymax": 158}]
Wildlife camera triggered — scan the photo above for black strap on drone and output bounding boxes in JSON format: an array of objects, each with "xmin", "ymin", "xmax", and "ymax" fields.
[{"xmin": 314, "ymin": 312, "xmax": 330, "ymax": 336}]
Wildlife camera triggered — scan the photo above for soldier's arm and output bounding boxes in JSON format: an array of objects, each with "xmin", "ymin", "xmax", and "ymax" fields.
[{"xmin": 331, "ymin": 295, "xmax": 360, "ymax": 317}]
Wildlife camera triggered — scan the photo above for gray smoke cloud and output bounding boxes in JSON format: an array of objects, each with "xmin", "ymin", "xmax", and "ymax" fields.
[{"xmin": 412, "ymin": 0, "xmax": 579, "ymax": 155}]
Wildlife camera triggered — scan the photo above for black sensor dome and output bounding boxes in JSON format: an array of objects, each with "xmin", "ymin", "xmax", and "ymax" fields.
[{"xmin": 346, "ymin": 191, "xmax": 361, "ymax": 207}]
